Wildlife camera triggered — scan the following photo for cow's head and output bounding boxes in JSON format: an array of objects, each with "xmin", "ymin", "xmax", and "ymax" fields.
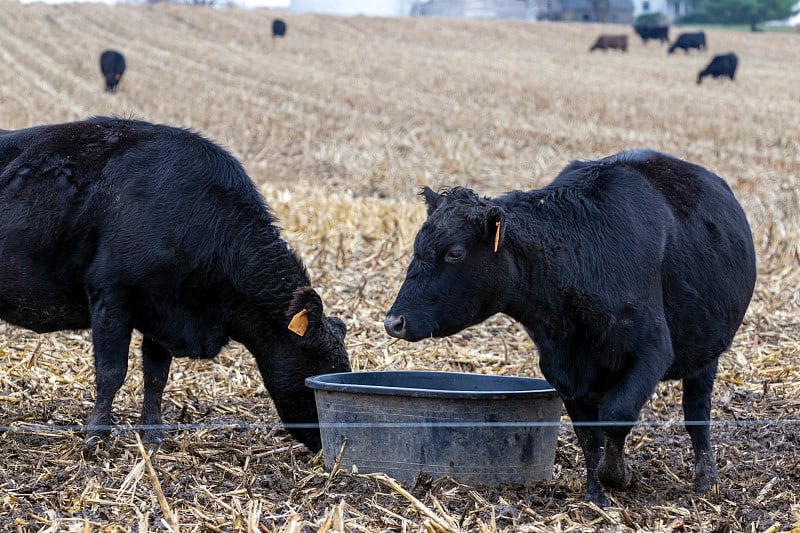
[
  {"xmin": 384, "ymin": 186, "xmax": 511, "ymax": 341},
  {"xmin": 252, "ymin": 286, "xmax": 350, "ymax": 452}
]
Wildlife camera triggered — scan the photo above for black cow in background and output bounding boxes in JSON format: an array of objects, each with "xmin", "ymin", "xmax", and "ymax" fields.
[
  {"xmin": 384, "ymin": 150, "xmax": 756, "ymax": 506},
  {"xmin": 634, "ymin": 24, "xmax": 670, "ymax": 44},
  {"xmin": 0, "ymin": 117, "xmax": 351, "ymax": 450},
  {"xmin": 272, "ymin": 19, "xmax": 287, "ymax": 39},
  {"xmin": 668, "ymin": 31, "xmax": 707, "ymax": 54},
  {"xmin": 698, "ymin": 52, "xmax": 738, "ymax": 84},
  {"xmin": 99, "ymin": 50, "xmax": 126, "ymax": 92},
  {"xmin": 590, "ymin": 34, "xmax": 628, "ymax": 52}
]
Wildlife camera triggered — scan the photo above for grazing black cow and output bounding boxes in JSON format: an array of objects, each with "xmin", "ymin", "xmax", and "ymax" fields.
[
  {"xmin": 272, "ymin": 19, "xmax": 287, "ymax": 39},
  {"xmin": 668, "ymin": 31, "xmax": 707, "ymax": 54},
  {"xmin": 698, "ymin": 52, "xmax": 738, "ymax": 84},
  {"xmin": 590, "ymin": 34, "xmax": 628, "ymax": 52},
  {"xmin": 384, "ymin": 150, "xmax": 756, "ymax": 506},
  {"xmin": 633, "ymin": 24, "xmax": 670, "ymax": 44},
  {"xmin": 0, "ymin": 117, "xmax": 350, "ymax": 451},
  {"xmin": 99, "ymin": 50, "xmax": 126, "ymax": 92}
]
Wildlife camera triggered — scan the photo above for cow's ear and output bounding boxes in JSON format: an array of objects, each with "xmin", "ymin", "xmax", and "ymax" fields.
[
  {"xmin": 286, "ymin": 286, "xmax": 323, "ymax": 337},
  {"xmin": 485, "ymin": 206, "xmax": 507, "ymax": 253},
  {"xmin": 420, "ymin": 186, "xmax": 443, "ymax": 217}
]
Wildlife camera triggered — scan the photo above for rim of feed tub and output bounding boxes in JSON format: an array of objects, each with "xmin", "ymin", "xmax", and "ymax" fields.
[{"xmin": 305, "ymin": 370, "xmax": 559, "ymax": 400}]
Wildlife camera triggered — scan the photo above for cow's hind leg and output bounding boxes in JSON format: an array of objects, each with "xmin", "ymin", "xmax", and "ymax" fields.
[
  {"xmin": 140, "ymin": 337, "xmax": 172, "ymax": 444},
  {"xmin": 85, "ymin": 294, "xmax": 132, "ymax": 442},
  {"xmin": 683, "ymin": 360, "xmax": 720, "ymax": 494},
  {"xmin": 597, "ymin": 324, "xmax": 674, "ymax": 493},
  {"xmin": 563, "ymin": 398, "xmax": 609, "ymax": 507}
]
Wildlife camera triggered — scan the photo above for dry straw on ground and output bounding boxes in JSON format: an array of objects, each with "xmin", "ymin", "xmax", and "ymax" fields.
[{"xmin": 1, "ymin": 3, "xmax": 799, "ymax": 531}]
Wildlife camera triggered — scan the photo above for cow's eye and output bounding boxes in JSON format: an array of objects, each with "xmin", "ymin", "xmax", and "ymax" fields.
[{"xmin": 444, "ymin": 245, "xmax": 466, "ymax": 263}]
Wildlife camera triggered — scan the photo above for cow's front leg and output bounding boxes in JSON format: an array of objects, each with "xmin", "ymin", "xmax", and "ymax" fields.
[
  {"xmin": 683, "ymin": 360, "xmax": 720, "ymax": 494},
  {"xmin": 563, "ymin": 397, "xmax": 609, "ymax": 506},
  {"xmin": 85, "ymin": 294, "xmax": 132, "ymax": 442},
  {"xmin": 140, "ymin": 337, "xmax": 172, "ymax": 445},
  {"xmin": 596, "ymin": 325, "xmax": 674, "ymax": 491}
]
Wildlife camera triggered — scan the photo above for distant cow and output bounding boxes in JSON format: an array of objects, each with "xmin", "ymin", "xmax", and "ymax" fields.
[
  {"xmin": 272, "ymin": 19, "xmax": 287, "ymax": 39},
  {"xmin": 385, "ymin": 150, "xmax": 756, "ymax": 506},
  {"xmin": 99, "ymin": 50, "xmax": 126, "ymax": 92},
  {"xmin": 668, "ymin": 31, "xmax": 707, "ymax": 54},
  {"xmin": 698, "ymin": 52, "xmax": 738, "ymax": 84},
  {"xmin": 0, "ymin": 117, "xmax": 350, "ymax": 450},
  {"xmin": 634, "ymin": 24, "xmax": 669, "ymax": 44},
  {"xmin": 590, "ymin": 34, "xmax": 628, "ymax": 52}
]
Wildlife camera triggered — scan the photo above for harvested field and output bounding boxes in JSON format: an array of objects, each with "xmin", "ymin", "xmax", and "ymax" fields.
[{"xmin": 1, "ymin": 3, "xmax": 799, "ymax": 531}]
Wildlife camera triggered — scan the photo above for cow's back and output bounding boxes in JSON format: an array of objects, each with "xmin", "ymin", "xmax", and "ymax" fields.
[
  {"xmin": 0, "ymin": 122, "xmax": 120, "ymax": 330},
  {"xmin": 0, "ymin": 117, "xmax": 267, "ymax": 244},
  {"xmin": 0, "ymin": 118, "xmax": 272, "ymax": 334},
  {"xmin": 0, "ymin": 119, "xmax": 152, "ymax": 254}
]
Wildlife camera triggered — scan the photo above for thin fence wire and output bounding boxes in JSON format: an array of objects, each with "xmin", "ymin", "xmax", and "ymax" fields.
[{"xmin": 1, "ymin": 417, "xmax": 798, "ymax": 435}]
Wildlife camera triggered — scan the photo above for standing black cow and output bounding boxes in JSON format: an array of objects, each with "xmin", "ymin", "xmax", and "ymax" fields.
[
  {"xmin": 589, "ymin": 34, "xmax": 628, "ymax": 52},
  {"xmin": 633, "ymin": 24, "xmax": 670, "ymax": 44},
  {"xmin": 384, "ymin": 150, "xmax": 756, "ymax": 506},
  {"xmin": 698, "ymin": 52, "xmax": 738, "ymax": 84},
  {"xmin": 0, "ymin": 117, "xmax": 350, "ymax": 450},
  {"xmin": 99, "ymin": 50, "xmax": 126, "ymax": 92},
  {"xmin": 668, "ymin": 31, "xmax": 707, "ymax": 54},
  {"xmin": 272, "ymin": 19, "xmax": 287, "ymax": 39}
]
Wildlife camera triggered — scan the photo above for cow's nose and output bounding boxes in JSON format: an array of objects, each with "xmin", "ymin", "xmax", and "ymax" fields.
[{"xmin": 384, "ymin": 314, "xmax": 407, "ymax": 339}]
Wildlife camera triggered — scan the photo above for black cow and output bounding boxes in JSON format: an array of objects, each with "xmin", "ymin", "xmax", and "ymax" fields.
[
  {"xmin": 633, "ymin": 24, "xmax": 670, "ymax": 44},
  {"xmin": 668, "ymin": 31, "xmax": 706, "ymax": 54},
  {"xmin": 698, "ymin": 52, "xmax": 738, "ymax": 84},
  {"xmin": 590, "ymin": 34, "xmax": 628, "ymax": 52},
  {"xmin": 99, "ymin": 50, "xmax": 126, "ymax": 92},
  {"xmin": 0, "ymin": 117, "xmax": 350, "ymax": 450},
  {"xmin": 384, "ymin": 150, "xmax": 756, "ymax": 506},
  {"xmin": 272, "ymin": 19, "xmax": 287, "ymax": 39}
]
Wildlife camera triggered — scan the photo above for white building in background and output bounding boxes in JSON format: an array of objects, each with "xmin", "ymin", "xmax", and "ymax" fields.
[
  {"xmin": 289, "ymin": 0, "xmax": 414, "ymax": 16},
  {"xmin": 791, "ymin": 0, "xmax": 800, "ymax": 25},
  {"xmin": 289, "ymin": 0, "xmax": 537, "ymax": 18},
  {"xmin": 632, "ymin": 0, "xmax": 667, "ymax": 20},
  {"xmin": 412, "ymin": 0, "xmax": 537, "ymax": 19},
  {"xmin": 631, "ymin": 0, "xmax": 698, "ymax": 22}
]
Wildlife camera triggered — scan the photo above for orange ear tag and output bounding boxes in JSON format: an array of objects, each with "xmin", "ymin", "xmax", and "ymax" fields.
[
  {"xmin": 288, "ymin": 308, "xmax": 308, "ymax": 336},
  {"xmin": 493, "ymin": 221, "xmax": 501, "ymax": 253}
]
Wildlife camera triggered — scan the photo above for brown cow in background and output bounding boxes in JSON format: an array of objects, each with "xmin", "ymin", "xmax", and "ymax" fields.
[{"xmin": 590, "ymin": 34, "xmax": 628, "ymax": 52}]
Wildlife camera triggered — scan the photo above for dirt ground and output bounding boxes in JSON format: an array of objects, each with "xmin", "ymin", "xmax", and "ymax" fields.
[{"xmin": 1, "ymin": 367, "xmax": 798, "ymax": 531}]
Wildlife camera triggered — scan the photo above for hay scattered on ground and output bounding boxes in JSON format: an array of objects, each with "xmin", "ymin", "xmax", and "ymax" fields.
[{"xmin": 1, "ymin": 4, "xmax": 799, "ymax": 531}]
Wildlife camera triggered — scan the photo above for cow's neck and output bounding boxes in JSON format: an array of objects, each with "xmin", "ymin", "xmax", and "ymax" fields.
[
  {"xmin": 224, "ymin": 225, "xmax": 311, "ymax": 332},
  {"xmin": 496, "ymin": 199, "xmax": 567, "ymax": 329}
]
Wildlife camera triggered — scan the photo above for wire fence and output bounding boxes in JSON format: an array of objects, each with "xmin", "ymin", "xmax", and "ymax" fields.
[{"xmin": 1, "ymin": 417, "xmax": 798, "ymax": 435}]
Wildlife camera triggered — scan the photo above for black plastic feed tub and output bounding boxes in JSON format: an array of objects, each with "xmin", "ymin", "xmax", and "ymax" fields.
[{"xmin": 305, "ymin": 371, "xmax": 563, "ymax": 486}]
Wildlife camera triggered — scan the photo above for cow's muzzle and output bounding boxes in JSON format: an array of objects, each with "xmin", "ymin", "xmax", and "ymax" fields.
[{"xmin": 384, "ymin": 314, "xmax": 408, "ymax": 339}]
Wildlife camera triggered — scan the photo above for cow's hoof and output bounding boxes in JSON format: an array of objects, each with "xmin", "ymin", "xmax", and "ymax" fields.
[
  {"xmin": 597, "ymin": 458, "xmax": 633, "ymax": 491},
  {"xmin": 695, "ymin": 460, "xmax": 721, "ymax": 496},
  {"xmin": 82, "ymin": 431, "xmax": 109, "ymax": 449},
  {"xmin": 140, "ymin": 428, "xmax": 167, "ymax": 447},
  {"xmin": 585, "ymin": 488, "xmax": 611, "ymax": 508}
]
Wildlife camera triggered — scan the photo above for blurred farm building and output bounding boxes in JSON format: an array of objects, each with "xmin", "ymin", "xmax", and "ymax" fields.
[{"xmin": 409, "ymin": 0, "xmax": 639, "ymax": 22}]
